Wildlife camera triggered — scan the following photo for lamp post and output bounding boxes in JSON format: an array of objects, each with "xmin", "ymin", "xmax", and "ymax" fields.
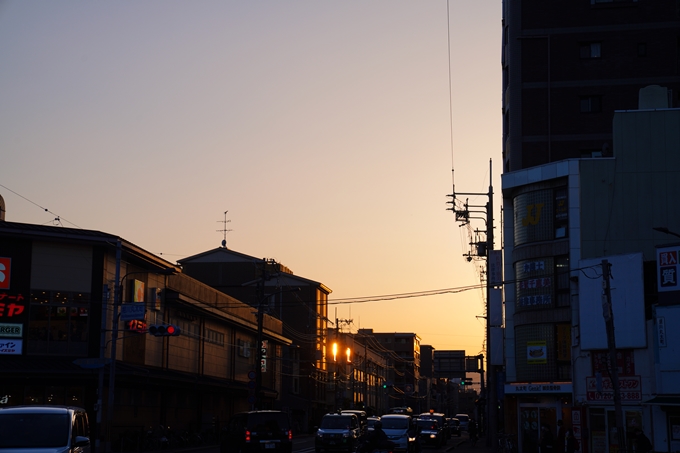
[
  {"xmin": 653, "ymin": 226, "xmax": 680, "ymax": 239},
  {"xmin": 102, "ymin": 259, "xmax": 176, "ymax": 453}
]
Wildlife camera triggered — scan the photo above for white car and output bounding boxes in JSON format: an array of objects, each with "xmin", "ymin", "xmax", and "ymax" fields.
[
  {"xmin": 0, "ymin": 405, "xmax": 91, "ymax": 453},
  {"xmin": 380, "ymin": 414, "xmax": 416, "ymax": 452},
  {"xmin": 455, "ymin": 413, "xmax": 470, "ymax": 432}
]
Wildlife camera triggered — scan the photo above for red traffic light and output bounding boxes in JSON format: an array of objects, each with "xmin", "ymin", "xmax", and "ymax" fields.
[{"xmin": 148, "ymin": 324, "xmax": 181, "ymax": 337}]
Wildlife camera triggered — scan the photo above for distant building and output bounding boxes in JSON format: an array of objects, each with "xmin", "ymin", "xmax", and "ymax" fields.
[
  {"xmin": 358, "ymin": 330, "xmax": 421, "ymax": 412},
  {"xmin": 178, "ymin": 247, "xmax": 331, "ymax": 431}
]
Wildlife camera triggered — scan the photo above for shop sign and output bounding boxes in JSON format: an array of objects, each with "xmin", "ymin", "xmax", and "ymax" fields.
[
  {"xmin": 658, "ymin": 247, "xmax": 679, "ymax": 292},
  {"xmin": 0, "ymin": 323, "xmax": 22, "ymax": 338},
  {"xmin": 527, "ymin": 341, "xmax": 547, "ymax": 364},
  {"xmin": 120, "ymin": 303, "xmax": 146, "ymax": 321},
  {"xmin": 0, "ymin": 295, "xmax": 25, "ymax": 318},
  {"xmin": 586, "ymin": 375, "xmax": 641, "ymax": 402},
  {"xmin": 0, "ymin": 257, "xmax": 11, "ymax": 290},
  {"xmin": 261, "ymin": 340, "xmax": 268, "ymax": 372},
  {"xmin": 505, "ymin": 383, "xmax": 572, "ymax": 394},
  {"xmin": 658, "ymin": 317, "xmax": 667, "ymax": 347},
  {"xmin": 0, "ymin": 338, "xmax": 22, "ymax": 355}
]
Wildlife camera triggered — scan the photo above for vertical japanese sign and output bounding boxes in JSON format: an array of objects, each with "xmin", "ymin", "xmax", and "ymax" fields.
[
  {"xmin": 260, "ymin": 340, "xmax": 268, "ymax": 372},
  {"xmin": 658, "ymin": 246, "xmax": 679, "ymax": 292}
]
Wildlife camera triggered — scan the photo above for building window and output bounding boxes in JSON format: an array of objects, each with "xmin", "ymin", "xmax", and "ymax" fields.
[
  {"xmin": 580, "ymin": 42, "xmax": 601, "ymax": 59},
  {"xmin": 580, "ymin": 96, "xmax": 602, "ymax": 113},
  {"xmin": 27, "ymin": 290, "xmax": 89, "ymax": 355},
  {"xmin": 204, "ymin": 327, "xmax": 225, "ymax": 346},
  {"xmin": 554, "ymin": 188, "xmax": 568, "ymax": 239},
  {"xmin": 237, "ymin": 339, "xmax": 251, "ymax": 357}
]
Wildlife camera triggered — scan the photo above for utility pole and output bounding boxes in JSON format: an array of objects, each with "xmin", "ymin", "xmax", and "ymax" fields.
[
  {"xmin": 447, "ymin": 159, "xmax": 497, "ymax": 446},
  {"xmin": 255, "ymin": 258, "xmax": 270, "ymax": 410},
  {"xmin": 602, "ymin": 260, "xmax": 627, "ymax": 453}
]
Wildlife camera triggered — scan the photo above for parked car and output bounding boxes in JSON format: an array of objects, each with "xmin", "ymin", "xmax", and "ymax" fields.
[
  {"xmin": 414, "ymin": 417, "xmax": 445, "ymax": 447},
  {"xmin": 0, "ymin": 405, "xmax": 91, "ymax": 453},
  {"xmin": 454, "ymin": 413, "xmax": 470, "ymax": 432},
  {"xmin": 448, "ymin": 417, "xmax": 461, "ymax": 437},
  {"xmin": 220, "ymin": 410, "xmax": 293, "ymax": 453},
  {"xmin": 315, "ymin": 412, "xmax": 361, "ymax": 453},
  {"xmin": 380, "ymin": 414, "xmax": 416, "ymax": 453}
]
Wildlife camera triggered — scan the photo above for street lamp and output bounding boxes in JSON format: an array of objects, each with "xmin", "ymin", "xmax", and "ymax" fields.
[
  {"xmin": 100, "ymin": 255, "xmax": 176, "ymax": 453},
  {"xmin": 653, "ymin": 226, "xmax": 680, "ymax": 239}
]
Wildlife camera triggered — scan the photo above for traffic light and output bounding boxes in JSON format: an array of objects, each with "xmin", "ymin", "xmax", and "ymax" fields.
[
  {"xmin": 460, "ymin": 378, "xmax": 467, "ymax": 386},
  {"xmin": 148, "ymin": 324, "xmax": 181, "ymax": 336}
]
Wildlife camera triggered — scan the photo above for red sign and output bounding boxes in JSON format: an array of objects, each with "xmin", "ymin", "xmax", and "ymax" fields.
[
  {"xmin": 0, "ymin": 258, "xmax": 11, "ymax": 290},
  {"xmin": 586, "ymin": 375, "xmax": 641, "ymax": 402}
]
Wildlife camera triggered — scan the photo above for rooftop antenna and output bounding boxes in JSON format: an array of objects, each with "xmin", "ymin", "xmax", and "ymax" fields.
[{"xmin": 217, "ymin": 211, "xmax": 233, "ymax": 248}]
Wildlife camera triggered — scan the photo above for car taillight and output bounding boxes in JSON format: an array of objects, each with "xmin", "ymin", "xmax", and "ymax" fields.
[
  {"xmin": 245, "ymin": 430, "xmax": 251, "ymax": 442},
  {"xmin": 288, "ymin": 429, "xmax": 292, "ymax": 440}
]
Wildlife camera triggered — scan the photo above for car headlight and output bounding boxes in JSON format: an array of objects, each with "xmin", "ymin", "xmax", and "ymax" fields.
[
  {"xmin": 316, "ymin": 431, "xmax": 323, "ymax": 437},
  {"xmin": 409, "ymin": 437, "xmax": 416, "ymax": 442}
]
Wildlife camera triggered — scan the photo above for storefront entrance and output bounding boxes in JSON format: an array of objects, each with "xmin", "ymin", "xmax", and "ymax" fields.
[
  {"xmin": 519, "ymin": 406, "xmax": 557, "ymax": 453},
  {"xmin": 588, "ymin": 407, "xmax": 642, "ymax": 453}
]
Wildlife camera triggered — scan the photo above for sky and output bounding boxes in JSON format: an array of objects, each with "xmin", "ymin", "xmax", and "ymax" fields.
[{"xmin": 0, "ymin": 1, "xmax": 501, "ymax": 356}]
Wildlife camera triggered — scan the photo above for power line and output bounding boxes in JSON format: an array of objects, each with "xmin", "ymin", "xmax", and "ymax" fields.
[{"xmin": 0, "ymin": 183, "xmax": 82, "ymax": 229}]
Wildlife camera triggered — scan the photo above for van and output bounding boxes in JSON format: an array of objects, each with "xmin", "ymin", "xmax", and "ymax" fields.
[
  {"xmin": 379, "ymin": 414, "xmax": 415, "ymax": 452},
  {"xmin": 340, "ymin": 410, "xmax": 367, "ymax": 434},
  {"xmin": 0, "ymin": 405, "xmax": 91, "ymax": 453}
]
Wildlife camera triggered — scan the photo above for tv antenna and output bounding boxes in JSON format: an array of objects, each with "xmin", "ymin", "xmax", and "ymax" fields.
[{"xmin": 217, "ymin": 210, "xmax": 233, "ymax": 248}]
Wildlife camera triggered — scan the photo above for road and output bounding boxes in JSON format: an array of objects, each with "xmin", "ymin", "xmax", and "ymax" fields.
[
  {"xmin": 177, "ymin": 432, "xmax": 491, "ymax": 453},
  {"xmin": 292, "ymin": 432, "xmax": 479, "ymax": 453}
]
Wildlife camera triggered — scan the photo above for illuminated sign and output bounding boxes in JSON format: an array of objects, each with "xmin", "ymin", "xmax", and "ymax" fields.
[
  {"xmin": 125, "ymin": 319, "xmax": 147, "ymax": 333},
  {"xmin": 261, "ymin": 340, "xmax": 268, "ymax": 372},
  {"xmin": 0, "ymin": 299, "xmax": 25, "ymax": 318},
  {"xmin": 505, "ymin": 383, "xmax": 572, "ymax": 394},
  {"xmin": 0, "ymin": 323, "xmax": 22, "ymax": 338},
  {"xmin": 586, "ymin": 375, "xmax": 641, "ymax": 402},
  {"xmin": 133, "ymin": 280, "xmax": 145, "ymax": 302},
  {"xmin": 0, "ymin": 339, "xmax": 22, "ymax": 355},
  {"xmin": 0, "ymin": 258, "xmax": 10, "ymax": 290},
  {"xmin": 527, "ymin": 340, "xmax": 547, "ymax": 364}
]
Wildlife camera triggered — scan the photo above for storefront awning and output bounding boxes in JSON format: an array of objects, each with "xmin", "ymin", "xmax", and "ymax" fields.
[{"xmin": 642, "ymin": 395, "xmax": 680, "ymax": 406}]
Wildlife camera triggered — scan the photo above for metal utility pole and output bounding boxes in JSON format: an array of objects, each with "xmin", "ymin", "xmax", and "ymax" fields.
[
  {"xmin": 602, "ymin": 260, "xmax": 627, "ymax": 453},
  {"xmin": 447, "ymin": 159, "xmax": 497, "ymax": 446}
]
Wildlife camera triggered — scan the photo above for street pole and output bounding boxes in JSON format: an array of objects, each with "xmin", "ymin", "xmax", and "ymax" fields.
[
  {"xmin": 487, "ymin": 160, "xmax": 498, "ymax": 447},
  {"xmin": 104, "ymin": 239, "xmax": 121, "ymax": 453},
  {"xmin": 447, "ymin": 159, "xmax": 496, "ymax": 446},
  {"xmin": 602, "ymin": 260, "xmax": 627, "ymax": 453}
]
